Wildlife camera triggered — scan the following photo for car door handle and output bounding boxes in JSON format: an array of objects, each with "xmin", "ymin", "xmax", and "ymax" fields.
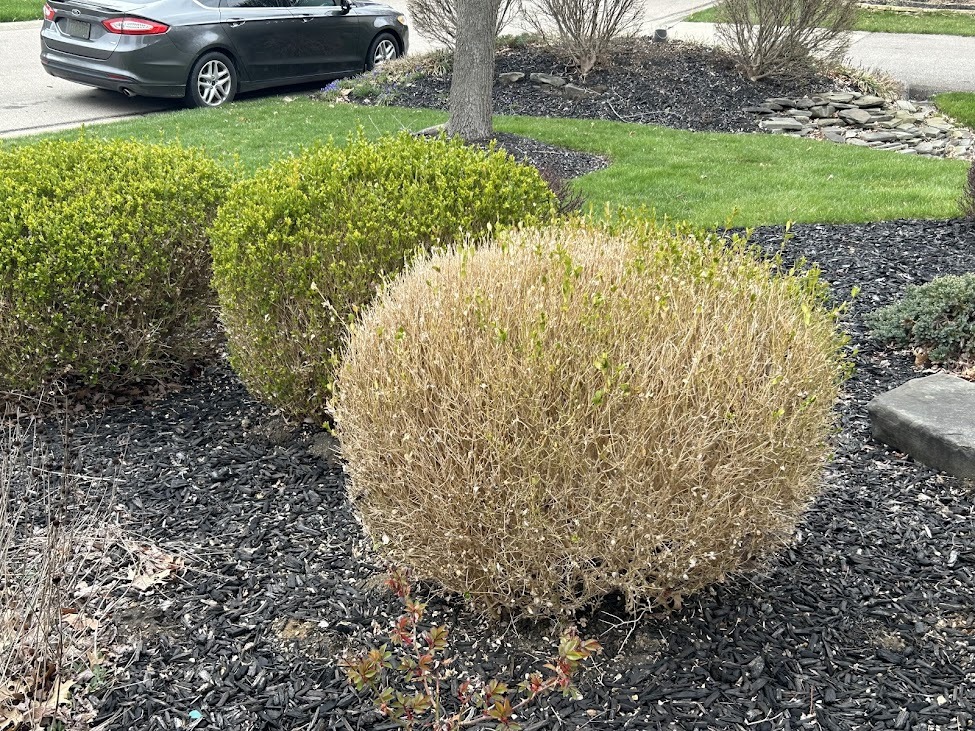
[
  {"xmin": 227, "ymin": 17, "xmax": 246, "ymax": 26},
  {"xmin": 294, "ymin": 13, "xmax": 312, "ymax": 21}
]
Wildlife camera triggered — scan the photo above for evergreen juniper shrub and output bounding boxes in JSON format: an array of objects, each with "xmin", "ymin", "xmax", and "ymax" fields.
[
  {"xmin": 867, "ymin": 273, "xmax": 975, "ymax": 364},
  {"xmin": 335, "ymin": 219, "xmax": 850, "ymax": 618},
  {"xmin": 209, "ymin": 131, "xmax": 556, "ymax": 422},
  {"xmin": 0, "ymin": 138, "xmax": 230, "ymax": 393}
]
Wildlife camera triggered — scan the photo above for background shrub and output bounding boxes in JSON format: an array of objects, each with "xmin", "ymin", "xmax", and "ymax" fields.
[
  {"xmin": 0, "ymin": 138, "xmax": 229, "ymax": 392},
  {"xmin": 715, "ymin": 0, "xmax": 857, "ymax": 80},
  {"xmin": 867, "ymin": 273, "xmax": 975, "ymax": 363},
  {"xmin": 335, "ymin": 220, "xmax": 849, "ymax": 617},
  {"xmin": 210, "ymin": 132, "xmax": 556, "ymax": 421},
  {"xmin": 407, "ymin": 0, "xmax": 520, "ymax": 48},
  {"xmin": 522, "ymin": 0, "xmax": 644, "ymax": 76}
]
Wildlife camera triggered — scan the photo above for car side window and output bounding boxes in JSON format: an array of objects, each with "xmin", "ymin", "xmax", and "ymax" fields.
[{"xmin": 221, "ymin": 0, "xmax": 293, "ymax": 7}]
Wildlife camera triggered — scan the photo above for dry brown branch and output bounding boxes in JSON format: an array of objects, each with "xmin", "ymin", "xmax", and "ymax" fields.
[
  {"xmin": 407, "ymin": 0, "xmax": 520, "ymax": 48},
  {"xmin": 715, "ymin": 0, "xmax": 858, "ymax": 81},
  {"xmin": 0, "ymin": 417, "xmax": 187, "ymax": 731},
  {"xmin": 521, "ymin": 0, "xmax": 644, "ymax": 76}
]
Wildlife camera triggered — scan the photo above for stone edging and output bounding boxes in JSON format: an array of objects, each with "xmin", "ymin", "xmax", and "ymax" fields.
[{"xmin": 749, "ymin": 92, "xmax": 973, "ymax": 159}]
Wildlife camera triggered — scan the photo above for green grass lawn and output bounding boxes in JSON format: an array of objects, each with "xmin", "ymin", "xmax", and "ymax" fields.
[
  {"xmin": 685, "ymin": 5, "xmax": 975, "ymax": 36},
  {"xmin": 6, "ymin": 98, "xmax": 967, "ymax": 228},
  {"xmin": 935, "ymin": 92, "xmax": 975, "ymax": 129},
  {"xmin": 0, "ymin": 0, "xmax": 42, "ymax": 21}
]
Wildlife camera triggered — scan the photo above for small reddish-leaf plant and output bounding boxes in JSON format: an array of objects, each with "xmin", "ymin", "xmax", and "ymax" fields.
[{"xmin": 340, "ymin": 568, "xmax": 602, "ymax": 731}]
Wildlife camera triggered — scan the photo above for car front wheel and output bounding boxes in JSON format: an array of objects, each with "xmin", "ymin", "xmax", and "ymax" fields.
[
  {"xmin": 187, "ymin": 52, "xmax": 238, "ymax": 108},
  {"xmin": 366, "ymin": 33, "xmax": 399, "ymax": 70}
]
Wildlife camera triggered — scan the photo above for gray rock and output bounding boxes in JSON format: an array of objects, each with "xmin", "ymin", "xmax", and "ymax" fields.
[
  {"xmin": 853, "ymin": 95, "xmax": 886, "ymax": 108},
  {"xmin": 759, "ymin": 117, "xmax": 805, "ymax": 131},
  {"xmin": 809, "ymin": 105, "xmax": 831, "ymax": 119},
  {"xmin": 794, "ymin": 97, "xmax": 816, "ymax": 109},
  {"xmin": 824, "ymin": 130, "xmax": 848, "ymax": 144},
  {"xmin": 824, "ymin": 92, "xmax": 857, "ymax": 103},
  {"xmin": 563, "ymin": 83, "xmax": 601, "ymax": 100},
  {"xmin": 743, "ymin": 105, "xmax": 775, "ymax": 114},
  {"xmin": 814, "ymin": 118, "xmax": 844, "ymax": 128},
  {"xmin": 847, "ymin": 138, "xmax": 871, "ymax": 146},
  {"xmin": 838, "ymin": 108, "xmax": 873, "ymax": 125},
  {"xmin": 860, "ymin": 131, "xmax": 897, "ymax": 143},
  {"xmin": 498, "ymin": 71, "xmax": 526, "ymax": 84},
  {"xmin": 529, "ymin": 72, "xmax": 566, "ymax": 88},
  {"xmin": 918, "ymin": 125, "xmax": 942, "ymax": 138},
  {"xmin": 868, "ymin": 373, "xmax": 975, "ymax": 479},
  {"xmin": 766, "ymin": 97, "xmax": 796, "ymax": 108},
  {"xmin": 895, "ymin": 99, "xmax": 919, "ymax": 113}
]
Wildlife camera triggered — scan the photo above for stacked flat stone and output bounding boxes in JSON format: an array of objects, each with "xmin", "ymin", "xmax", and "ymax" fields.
[{"xmin": 747, "ymin": 92, "xmax": 974, "ymax": 159}]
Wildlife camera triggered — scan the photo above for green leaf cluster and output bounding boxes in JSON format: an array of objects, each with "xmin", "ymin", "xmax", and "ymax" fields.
[
  {"xmin": 0, "ymin": 137, "xmax": 231, "ymax": 392},
  {"xmin": 210, "ymin": 130, "xmax": 556, "ymax": 421},
  {"xmin": 867, "ymin": 273, "xmax": 975, "ymax": 363}
]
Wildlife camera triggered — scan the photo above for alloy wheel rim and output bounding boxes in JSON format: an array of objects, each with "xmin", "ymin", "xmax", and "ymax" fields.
[
  {"xmin": 197, "ymin": 59, "xmax": 232, "ymax": 106},
  {"xmin": 373, "ymin": 39, "xmax": 397, "ymax": 66}
]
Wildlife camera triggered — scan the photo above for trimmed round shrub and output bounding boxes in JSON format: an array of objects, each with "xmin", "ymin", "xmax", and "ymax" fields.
[
  {"xmin": 0, "ymin": 138, "xmax": 230, "ymax": 392},
  {"xmin": 210, "ymin": 131, "xmax": 556, "ymax": 421},
  {"xmin": 867, "ymin": 273, "xmax": 975, "ymax": 363},
  {"xmin": 335, "ymin": 221, "xmax": 849, "ymax": 617}
]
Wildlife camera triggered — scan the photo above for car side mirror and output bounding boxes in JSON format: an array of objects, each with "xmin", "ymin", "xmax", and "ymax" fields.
[{"xmin": 339, "ymin": 0, "xmax": 351, "ymax": 13}]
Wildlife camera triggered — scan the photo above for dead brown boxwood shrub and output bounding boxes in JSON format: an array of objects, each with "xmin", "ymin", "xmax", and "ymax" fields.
[{"xmin": 335, "ymin": 220, "xmax": 849, "ymax": 618}]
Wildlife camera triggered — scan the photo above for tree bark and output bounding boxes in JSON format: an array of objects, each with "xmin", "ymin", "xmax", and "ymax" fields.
[{"xmin": 447, "ymin": 0, "xmax": 499, "ymax": 141}]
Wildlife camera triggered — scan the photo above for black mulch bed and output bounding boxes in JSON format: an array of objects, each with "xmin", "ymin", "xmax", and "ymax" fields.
[
  {"xmin": 29, "ymin": 218, "xmax": 972, "ymax": 731},
  {"xmin": 472, "ymin": 131, "xmax": 609, "ymax": 183},
  {"xmin": 370, "ymin": 41, "xmax": 838, "ymax": 133}
]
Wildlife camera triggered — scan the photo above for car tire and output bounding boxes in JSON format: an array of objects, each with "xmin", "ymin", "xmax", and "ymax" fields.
[
  {"xmin": 187, "ymin": 51, "xmax": 238, "ymax": 108},
  {"xmin": 366, "ymin": 32, "xmax": 399, "ymax": 71}
]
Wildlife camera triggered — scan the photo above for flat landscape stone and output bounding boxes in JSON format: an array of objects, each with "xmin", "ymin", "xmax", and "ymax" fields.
[{"xmin": 868, "ymin": 373, "xmax": 975, "ymax": 479}]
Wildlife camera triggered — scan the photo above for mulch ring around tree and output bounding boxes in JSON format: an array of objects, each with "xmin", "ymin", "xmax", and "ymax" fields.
[{"xmin": 11, "ymin": 218, "xmax": 974, "ymax": 731}]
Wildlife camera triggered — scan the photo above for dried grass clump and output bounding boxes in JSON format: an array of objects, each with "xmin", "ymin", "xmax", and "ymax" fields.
[{"xmin": 335, "ymin": 221, "xmax": 849, "ymax": 618}]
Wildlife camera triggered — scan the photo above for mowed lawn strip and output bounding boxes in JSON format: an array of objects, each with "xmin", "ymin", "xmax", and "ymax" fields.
[
  {"xmin": 0, "ymin": 0, "xmax": 42, "ymax": 21},
  {"xmin": 685, "ymin": 5, "xmax": 975, "ymax": 36},
  {"xmin": 9, "ymin": 98, "xmax": 966, "ymax": 227},
  {"xmin": 935, "ymin": 92, "xmax": 975, "ymax": 129}
]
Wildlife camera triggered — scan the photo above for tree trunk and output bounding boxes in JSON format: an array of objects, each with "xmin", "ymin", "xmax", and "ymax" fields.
[{"xmin": 447, "ymin": 0, "xmax": 499, "ymax": 141}]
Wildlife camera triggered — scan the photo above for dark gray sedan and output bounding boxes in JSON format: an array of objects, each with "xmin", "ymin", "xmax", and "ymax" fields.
[{"xmin": 40, "ymin": 0, "xmax": 408, "ymax": 107}]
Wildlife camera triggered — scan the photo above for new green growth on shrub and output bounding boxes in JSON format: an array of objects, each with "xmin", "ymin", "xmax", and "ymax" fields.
[
  {"xmin": 335, "ymin": 219, "xmax": 849, "ymax": 618},
  {"xmin": 210, "ymin": 131, "xmax": 556, "ymax": 421},
  {"xmin": 868, "ymin": 273, "xmax": 975, "ymax": 363},
  {"xmin": 0, "ymin": 138, "xmax": 230, "ymax": 393},
  {"xmin": 341, "ymin": 568, "xmax": 601, "ymax": 730}
]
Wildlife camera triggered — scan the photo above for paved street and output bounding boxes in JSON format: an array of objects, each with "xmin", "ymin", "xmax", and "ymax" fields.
[
  {"xmin": 670, "ymin": 22, "xmax": 975, "ymax": 97},
  {"xmin": 1, "ymin": 2, "xmax": 974, "ymax": 138}
]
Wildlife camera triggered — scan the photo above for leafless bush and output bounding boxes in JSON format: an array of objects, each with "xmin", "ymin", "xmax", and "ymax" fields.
[
  {"xmin": 1, "ymin": 416, "xmax": 185, "ymax": 729},
  {"xmin": 336, "ymin": 220, "xmax": 848, "ymax": 618},
  {"xmin": 522, "ymin": 0, "xmax": 644, "ymax": 76},
  {"xmin": 407, "ymin": 0, "xmax": 520, "ymax": 48},
  {"xmin": 716, "ymin": 0, "xmax": 858, "ymax": 81}
]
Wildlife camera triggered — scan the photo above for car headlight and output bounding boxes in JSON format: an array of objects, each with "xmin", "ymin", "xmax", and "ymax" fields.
[{"xmin": 397, "ymin": 14, "xmax": 407, "ymax": 25}]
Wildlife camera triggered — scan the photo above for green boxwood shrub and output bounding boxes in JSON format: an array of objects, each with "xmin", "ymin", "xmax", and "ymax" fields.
[
  {"xmin": 335, "ymin": 219, "xmax": 850, "ymax": 618},
  {"xmin": 0, "ymin": 138, "xmax": 230, "ymax": 392},
  {"xmin": 210, "ymin": 131, "xmax": 556, "ymax": 421},
  {"xmin": 867, "ymin": 273, "xmax": 975, "ymax": 363}
]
